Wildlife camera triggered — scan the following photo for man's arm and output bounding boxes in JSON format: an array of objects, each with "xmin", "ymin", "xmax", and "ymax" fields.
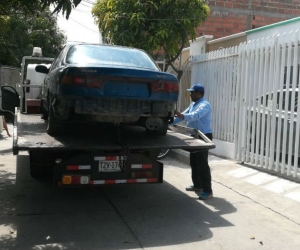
[
  {"xmin": 183, "ymin": 102, "xmax": 211, "ymax": 122},
  {"xmin": 171, "ymin": 106, "xmax": 190, "ymax": 125}
]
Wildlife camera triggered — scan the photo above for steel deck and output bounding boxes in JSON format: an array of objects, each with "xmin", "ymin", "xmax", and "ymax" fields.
[{"xmin": 13, "ymin": 112, "xmax": 215, "ymax": 154}]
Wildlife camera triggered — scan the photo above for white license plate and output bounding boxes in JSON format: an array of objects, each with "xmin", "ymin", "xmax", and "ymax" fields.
[{"xmin": 98, "ymin": 160, "xmax": 121, "ymax": 172}]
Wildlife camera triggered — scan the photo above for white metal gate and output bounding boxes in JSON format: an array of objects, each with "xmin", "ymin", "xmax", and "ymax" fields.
[
  {"xmin": 191, "ymin": 47, "xmax": 239, "ymax": 143},
  {"xmin": 192, "ymin": 30, "xmax": 300, "ymax": 180}
]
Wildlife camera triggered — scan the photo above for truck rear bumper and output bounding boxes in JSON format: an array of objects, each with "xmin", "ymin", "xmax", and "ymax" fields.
[{"xmin": 51, "ymin": 152, "xmax": 163, "ymax": 187}]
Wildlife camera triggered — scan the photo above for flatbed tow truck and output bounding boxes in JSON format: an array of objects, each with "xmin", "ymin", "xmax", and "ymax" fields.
[
  {"xmin": 12, "ymin": 111, "xmax": 214, "ymax": 187},
  {"xmin": 1, "ymin": 48, "xmax": 215, "ymax": 187}
]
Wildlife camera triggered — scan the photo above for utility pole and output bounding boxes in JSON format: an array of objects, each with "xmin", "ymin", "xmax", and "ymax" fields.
[{"xmin": 246, "ymin": 0, "xmax": 253, "ymax": 30}]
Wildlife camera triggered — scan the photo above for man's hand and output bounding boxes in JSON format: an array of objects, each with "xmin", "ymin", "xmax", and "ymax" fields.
[{"xmin": 175, "ymin": 110, "xmax": 184, "ymax": 119}]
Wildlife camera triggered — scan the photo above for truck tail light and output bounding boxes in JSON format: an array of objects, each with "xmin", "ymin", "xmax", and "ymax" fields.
[
  {"xmin": 62, "ymin": 175, "xmax": 90, "ymax": 185},
  {"xmin": 151, "ymin": 80, "xmax": 179, "ymax": 93},
  {"xmin": 61, "ymin": 75, "xmax": 103, "ymax": 88}
]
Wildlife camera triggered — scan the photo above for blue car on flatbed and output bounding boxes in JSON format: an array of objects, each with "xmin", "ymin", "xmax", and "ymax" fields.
[{"xmin": 36, "ymin": 43, "xmax": 179, "ymax": 136}]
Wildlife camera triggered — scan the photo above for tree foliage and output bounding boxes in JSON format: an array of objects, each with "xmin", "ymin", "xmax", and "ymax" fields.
[
  {"xmin": 0, "ymin": 9, "xmax": 66, "ymax": 67},
  {"xmin": 0, "ymin": 0, "xmax": 82, "ymax": 19},
  {"xmin": 92, "ymin": 0, "xmax": 209, "ymax": 77}
]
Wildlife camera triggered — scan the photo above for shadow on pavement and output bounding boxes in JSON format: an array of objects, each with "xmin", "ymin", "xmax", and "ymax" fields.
[{"xmin": 0, "ymin": 153, "xmax": 237, "ymax": 250}]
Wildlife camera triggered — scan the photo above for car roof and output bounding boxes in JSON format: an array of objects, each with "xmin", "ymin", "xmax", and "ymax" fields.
[{"xmin": 65, "ymin": 42, "xmax": 145, "ymax": 53}]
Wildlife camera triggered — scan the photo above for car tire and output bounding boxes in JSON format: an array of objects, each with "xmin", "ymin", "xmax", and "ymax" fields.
[
  {"xmin": 39, "ymin": 100, "xmax": 48, "ymax": 120},
  {"xmin": 146, "ymin": 119, "xmax": 168, "ymax": 136},
  {"xmin": 47, "ymin": 104, "xmax": 65, "ymax": 135}
]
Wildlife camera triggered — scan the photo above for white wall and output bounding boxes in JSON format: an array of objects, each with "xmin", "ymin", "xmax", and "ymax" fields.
[
  {"xmin": 247, "ymin": 17, "xmax": 300, "ymax": 41},
  {"xmin": 189, "ymin": 35, "xmax": 213, "ymax": 56}
]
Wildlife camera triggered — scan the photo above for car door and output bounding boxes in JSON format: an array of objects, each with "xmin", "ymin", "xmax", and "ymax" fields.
[{"xmin": 42, "ymin": 46, "xmax": 67, "ymax": 104}]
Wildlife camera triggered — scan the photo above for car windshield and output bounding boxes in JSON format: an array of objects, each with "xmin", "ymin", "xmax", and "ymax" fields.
[{"xmin": 66, "ymin": 45, "xmax": 159, "ymax": 70}]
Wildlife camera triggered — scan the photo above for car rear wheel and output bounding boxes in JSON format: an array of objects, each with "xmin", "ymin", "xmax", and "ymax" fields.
[
  {"xmin": 47, "ymin": 104, "xmax": 65, "ymax": 135},
  {"xmin": 39, "ymin": 100, "xmax": 48, "ymax": 120}
]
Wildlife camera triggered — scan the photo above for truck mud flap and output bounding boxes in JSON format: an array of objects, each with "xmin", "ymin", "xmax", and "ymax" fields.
[{"xmin": 53, "ymin": 152, "xmax": 163, "ymax": 187}]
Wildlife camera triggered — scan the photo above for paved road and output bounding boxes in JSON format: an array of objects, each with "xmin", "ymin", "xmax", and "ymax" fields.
[{"xmin": 1, "ymin": 125, "xmax": 300, "ymax": 250}]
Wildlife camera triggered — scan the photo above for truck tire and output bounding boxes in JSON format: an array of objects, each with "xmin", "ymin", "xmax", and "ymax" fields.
[
  {"xmin": 47, "ymin": 104, "xmax": 65, "ymax": 135},
  {"xmin": 157, "ymin": 148, "xmax": 170, "ymax": 160}
]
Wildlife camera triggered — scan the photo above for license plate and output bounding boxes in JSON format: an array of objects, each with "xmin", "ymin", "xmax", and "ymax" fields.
[
  {"xmin": 94, "ymin": 156, "xmax": 124, "ymax": 172},
  {"xmin": 98, "ymin": 160, "xmax": 121, "ymax": 172}
]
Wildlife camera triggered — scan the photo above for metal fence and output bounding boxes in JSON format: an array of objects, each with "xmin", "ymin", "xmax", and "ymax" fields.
[
  {"xmin": 191, "ymin": 47, "xmax": 239, "ymax": 143},
  {"xmin": 191, "ymin": 30, "xmax": 300, "ymax": 180}
]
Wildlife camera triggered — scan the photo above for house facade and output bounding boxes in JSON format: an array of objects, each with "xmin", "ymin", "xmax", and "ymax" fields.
[{"xmin": 198, "ymin": 0, "xmax": 300, "ymax": 39}]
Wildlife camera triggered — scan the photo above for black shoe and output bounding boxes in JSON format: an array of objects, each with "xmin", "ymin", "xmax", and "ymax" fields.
[{"xmin": 186, "ymin": 185, "xmax": 202, "ymax": 191}]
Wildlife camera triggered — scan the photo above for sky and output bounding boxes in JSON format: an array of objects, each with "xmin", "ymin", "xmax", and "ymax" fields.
[{"xmin": 55, "ymin": 1, "xmax": 102, "ymax": 44}]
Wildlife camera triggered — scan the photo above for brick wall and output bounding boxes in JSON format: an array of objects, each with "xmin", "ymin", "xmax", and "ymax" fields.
[{"xmin": 198, "ymin": 0, "xmax": 300, "ymax": 39}]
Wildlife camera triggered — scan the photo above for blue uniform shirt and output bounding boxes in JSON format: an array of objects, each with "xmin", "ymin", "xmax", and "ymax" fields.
[{"xmin": 172, "ymin": 97, "xmax": 212, "ymax": 134}]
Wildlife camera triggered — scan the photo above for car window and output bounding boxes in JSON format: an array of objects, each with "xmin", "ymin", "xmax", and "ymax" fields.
[
  {"xmin": 50, "ymin": 46, "xmax": 66, "ymax": 71},
  {"xmin": 66, "ymin": 45, "xmax": 159, "ymax": 70}
]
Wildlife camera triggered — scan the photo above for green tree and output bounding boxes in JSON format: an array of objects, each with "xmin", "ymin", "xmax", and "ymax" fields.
[
  {"xmin": 0, "ymin": 0, "xmax": 82, "ymax": 19},
  {"xmin": 0, "ymin": 9, "xmax": 66, "ymax": 67},
  {"xmin": 92, "ymin": 0, "xmax": 209, "ymax": 79}
]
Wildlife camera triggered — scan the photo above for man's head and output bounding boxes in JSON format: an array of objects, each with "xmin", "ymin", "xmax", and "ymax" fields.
[{"xmin": 187, "ymin": 83, "xmax": 205, "ymax": 102}]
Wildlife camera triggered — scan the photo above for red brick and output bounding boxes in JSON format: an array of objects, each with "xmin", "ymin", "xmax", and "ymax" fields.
[
  {"xmin": 274, "ymin": 3, "xmax": 282, "ymax": 8},
  {"xmin": 253, "ymin": 6, "xmax": 263, "ymax": 11},
  {"xmin": 194, "ymin": 0, "xmax": 300, "ymax": 41},
  {"xmin": 293, "ymin": 9, "xmax": 300, "ymax": 14},
  {"xmin": 284, "ymin": 9, "xmax": 294, "ymax": 14},
  {"xmin": 232, "ymin": 3, "xmax": 242, "ymax": 8},
  {"xmin": 267, "ymin": 2, "xmax": 276, "ymax": 7},
  {"xmin": 216, "ymin": 1, "xmax": 225, "ymax": 7},
  {"xmin": 223, "ymin": 22, "xmax": 233, "ymax": 28},
  {"xmin": 225, "ymin": 2, "xmax": 233, "ymax": 8},
  {"xmin": 233, "ymin": 28, "xmax": 242, "ymax": 34}
]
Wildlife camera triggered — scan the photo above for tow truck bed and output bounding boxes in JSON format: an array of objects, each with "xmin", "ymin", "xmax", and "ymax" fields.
[
  {"xmin": 13, "ymin": 112, "xmax": 215, "ymax": 155},
  {"xmin": 12, "ymin": 112, "xmax": 215, "ymax": 186}
]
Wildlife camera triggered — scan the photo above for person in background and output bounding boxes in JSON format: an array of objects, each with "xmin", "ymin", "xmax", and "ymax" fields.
[
  {"xmin": 171, "ymin": 83, "xmax": 213, "ymax": 200},
  {"xmin": 2, "ymin": 116, "xmax": 12, "ymax": 137}
]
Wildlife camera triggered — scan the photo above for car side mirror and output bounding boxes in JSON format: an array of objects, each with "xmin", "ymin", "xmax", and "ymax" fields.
[{"xmin": 35, "ymin": 65, "xmax": 49, "ymax": 74}]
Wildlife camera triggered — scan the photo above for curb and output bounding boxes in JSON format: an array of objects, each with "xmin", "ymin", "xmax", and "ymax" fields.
[{"xmin": 169, "ymin": 149, "xmax": 190, "ymax": 165}]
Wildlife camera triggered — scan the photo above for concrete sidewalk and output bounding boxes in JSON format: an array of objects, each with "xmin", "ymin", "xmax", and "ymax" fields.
[{"xmin": 169, "ymin": 149, "xmax": 300, "ymax": 226}]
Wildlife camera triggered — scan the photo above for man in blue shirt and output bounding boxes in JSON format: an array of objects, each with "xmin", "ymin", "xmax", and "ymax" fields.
[{"xmin": 172, "ymin": 83, "xmax": 213, "ymax": 200}]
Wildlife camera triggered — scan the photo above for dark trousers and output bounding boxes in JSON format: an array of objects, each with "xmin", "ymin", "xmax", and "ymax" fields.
[{"xmin": 190, "ymin": 133, "xmax": 213, "ymax": 193}]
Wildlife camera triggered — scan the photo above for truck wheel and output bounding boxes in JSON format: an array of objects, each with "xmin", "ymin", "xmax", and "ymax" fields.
[
  {"xmin": 157, "ymin": 148, "xmax": 170, "ymax": 160},
  {"xmin": 47, "ymin": 104, "xmax": 65, "ymax": 135},
  {"xmin": 146, "ymin": 119, "xmax": 168, "ymax": 136}
]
